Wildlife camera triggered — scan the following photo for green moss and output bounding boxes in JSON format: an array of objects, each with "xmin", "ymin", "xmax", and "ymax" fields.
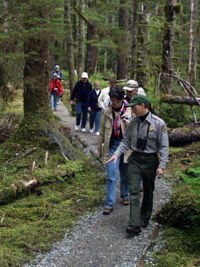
[
  {"xmin": 148, "ymin": 227, "xmax": 200, "ymax": 267},
  {"xmin": 0, "ymin": 157, "xmax": 105, "ymax": 266}
]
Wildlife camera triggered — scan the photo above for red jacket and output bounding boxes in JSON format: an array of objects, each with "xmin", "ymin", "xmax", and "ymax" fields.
[{"xmin": 50, "ymin": 79, "xmax": 63, "ymax": 97}]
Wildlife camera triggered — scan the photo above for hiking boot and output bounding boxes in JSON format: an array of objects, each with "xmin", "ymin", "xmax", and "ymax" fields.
[
  {"xmin": 126, "ymin": 225, "xmax": 141, "ymax": 235},
  {"xmin": 141, "ymin": 220, "xmax": 149, "ymax": 228}
]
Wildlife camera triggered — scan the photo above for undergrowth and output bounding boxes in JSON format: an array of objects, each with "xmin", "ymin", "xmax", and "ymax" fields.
[
  {"xmin": 150, "ymin": 144, "xmax": 200, "ymax": 267},
  {"xmin": 0, "ymin": 157, "xmax": 105, "ymax": 267}
]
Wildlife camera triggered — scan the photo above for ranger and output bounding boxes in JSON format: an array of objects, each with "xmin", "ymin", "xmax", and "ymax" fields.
[{"xmin": 106, "ymin": 95, "xmax": 169, "ymax": 235}]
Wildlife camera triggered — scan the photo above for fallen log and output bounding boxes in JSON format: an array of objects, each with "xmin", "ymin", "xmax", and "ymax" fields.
[
  {"xmin": 161, "ymin": 95, "xmax": 200, "ymax": 106},
  {"xmin": 169, "ymin": 122, "xmax": 200, "ymax": 145}
]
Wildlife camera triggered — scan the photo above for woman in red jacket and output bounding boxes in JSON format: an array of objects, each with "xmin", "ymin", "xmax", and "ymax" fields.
[{"xmin": 50, "ymin": 72, "xmax": 63, "ymax": 111}]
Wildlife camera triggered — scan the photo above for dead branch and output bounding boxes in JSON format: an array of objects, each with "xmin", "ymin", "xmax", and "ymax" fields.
[
  {"xmin": 161, "ymin": 72, "xmax": 200, "ymax": 106},
  {"xmin": 61, "ymin": 151, "xmax": 68, "ymax": 161}
]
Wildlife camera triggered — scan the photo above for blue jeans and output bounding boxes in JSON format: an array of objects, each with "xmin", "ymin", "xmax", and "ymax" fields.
[
  {"xmin": 89, "ymin": 109, "xmax": 102, "ymax": 132},
  {"xmin": 51, "ymin": 92, "xmax": 58, "ymax": 111},
  {"xmin": 76, "ymin": 102, "xmax": 88, "ymax": 129},
  {"xmin": 105, "ymin": 140, "xmax": 129, "ymax": 208}
]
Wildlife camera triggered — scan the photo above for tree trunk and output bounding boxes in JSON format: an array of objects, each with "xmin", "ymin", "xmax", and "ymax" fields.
[
  {"xmin": 130, "ymin": 0, "xmax": 138, "ymax": 79},
  {"xmin": 187, "ymin": 0, "xmax": 197, "ymax": 87},
  {"xmin": 161, "ymin": 95, "xmax": 200, "ymax": 106},
  {"xmin": 169, "ymin": 123, "xmax": 200, "ymax": 145},
  {"xmin": 65, "ymin": 1, "xmax": 75, "ymax": 93},
  {"xmin": 85, "ymin": 24, "xmax": 98, "ymax": 76},
  {"xmin": 161, "ymin": 0, "xmax": 177, "ymax": 93},
  {"xmin": 136, "ymin": 2, "xmax": 150, "ymax": 87},
  {"xmin": 23, "ymin": 4, "xmax": 50, "ymax": 117},
  {"xmin": 77, "ymin": 0, "xmax": 85, "ymax": 79},
  {"xmin": 116, "ymin": 0, "xmax": 129, "ymax": 79},
  {"xmin": 22, "ymin": 1, "xmax": 75, "ymax": 161}
]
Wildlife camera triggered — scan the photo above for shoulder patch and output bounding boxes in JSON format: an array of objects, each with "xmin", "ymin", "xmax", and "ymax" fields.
[{"xmin": 161, "ymin": 125, "xmax": 167, "ymax": 133}]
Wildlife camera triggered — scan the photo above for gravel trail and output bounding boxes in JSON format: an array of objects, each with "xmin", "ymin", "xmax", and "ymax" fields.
[{"xmin": 24, "ymin": 101, "xmax": 171, "ymax": 267}]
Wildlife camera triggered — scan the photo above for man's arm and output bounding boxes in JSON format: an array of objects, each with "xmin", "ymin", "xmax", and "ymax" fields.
[{"xmin": 158, "ymin": 122, "xmax": 169, "ymax": 171}]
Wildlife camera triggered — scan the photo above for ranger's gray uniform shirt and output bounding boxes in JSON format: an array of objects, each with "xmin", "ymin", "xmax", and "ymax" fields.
[{"xmin": 114, "ymin": 112, "xmax": 169, "ymax": 169}]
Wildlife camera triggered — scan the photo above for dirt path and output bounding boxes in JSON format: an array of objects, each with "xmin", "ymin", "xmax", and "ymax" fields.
[{"xmin": 25, "ymin": 101, "xmax": 171, "ymax": 267}]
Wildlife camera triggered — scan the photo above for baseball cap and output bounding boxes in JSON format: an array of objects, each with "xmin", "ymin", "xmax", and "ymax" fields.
[
  {"xmin": 128, "ymin": 95, "xmax": 150, "ymax": 107},
  {"xmin": 123, "ymin": 80, "xmax": 138, "ymax": 91},
  {"xmin": 81, "ymin": 72, "xmax": 88, "ymax": 79}
]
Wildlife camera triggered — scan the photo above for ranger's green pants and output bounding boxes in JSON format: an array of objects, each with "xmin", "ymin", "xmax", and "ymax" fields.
[{"xmin": 128, "ymin": 152, "xmax": 159, "ymax": 226}]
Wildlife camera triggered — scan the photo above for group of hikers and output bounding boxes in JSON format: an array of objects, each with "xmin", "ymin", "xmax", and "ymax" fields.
[{"xmin": 50, "ymin": 66, "xmax": 169, "ymax": 236}]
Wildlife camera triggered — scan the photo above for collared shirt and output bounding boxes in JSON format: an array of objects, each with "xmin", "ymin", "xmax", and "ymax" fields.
[{"xmin": 114, "ymin": 112, "xmax": 169, "ymax": 169}]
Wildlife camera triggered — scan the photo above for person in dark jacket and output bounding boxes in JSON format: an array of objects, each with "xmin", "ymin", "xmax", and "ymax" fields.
[
  {"xmin": 87, "ymin": 80, "xmax": 102, "ymax": 135},
  {"xmin": 70, "ymin": 72, "xmax": 92, "ymax": 132},
  {"xmin": 51, "ymin": 65, "xmax": 64, "ymax": 81}
]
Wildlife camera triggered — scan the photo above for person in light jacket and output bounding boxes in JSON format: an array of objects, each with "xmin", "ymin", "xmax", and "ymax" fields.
[{"xmin": 99, "ymin": 86, "xmax": 132, "ymax": 215}]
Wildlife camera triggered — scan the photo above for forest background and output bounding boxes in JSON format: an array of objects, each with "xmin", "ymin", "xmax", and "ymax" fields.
[{"xmin": 0, "ymin": 0, "xmax": 199, "ymax": 267}]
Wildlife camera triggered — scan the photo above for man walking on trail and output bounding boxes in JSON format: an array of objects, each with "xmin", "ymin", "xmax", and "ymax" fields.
[
  {"xmin": 70, "ymin": 72, "xmax": 92, "ymax": 132},
  {"xmin": 106, "ymin": 95, "xmax": 169, "ymax": 235}
]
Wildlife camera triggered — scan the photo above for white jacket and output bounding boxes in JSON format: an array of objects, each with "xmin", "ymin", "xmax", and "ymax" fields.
[{"xmin": 98, "ymin": 87, "xmax": 110, "ymax": 110}]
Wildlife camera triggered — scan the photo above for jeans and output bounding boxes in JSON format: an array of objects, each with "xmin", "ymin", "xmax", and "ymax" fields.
[
  {"xmin": 89, "ymin": 109, "xmax": 102, "ymax": 132},
  {"xmin": 76, "ymin": 102, "xmax": 88, "ymax": 129},
  {"xmin": 51, "ymin": 92, "xmax": 58, "ymax": 111},
  {"xmin": 105, "ymin": 140, "xmax": 129, "ymax": 208}
]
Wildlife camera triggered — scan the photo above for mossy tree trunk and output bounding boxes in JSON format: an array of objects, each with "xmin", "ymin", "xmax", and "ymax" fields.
[
  {"xmin": 17, "ymin": 1, "xmax": 76, "ymax": 160},
  {"xmin": 65, "ymin": 1, "xmax": 75, "ymax": 93},
  {"xmin": 187, "ymin": 0, "xmax": 197, "ymax": 87},
  {"xmin": 85, "ymin": 1, "xmax": 99, "ymax": 76},
  {"xmin": 77, "ymin": 0, "xmax": 85, "ymax": 79},
  {"xmin": 23, "ymin": 2, "xmax": 52, "ymax": 119},
  {"xmin": 161, "ymin": 0, "xmax": 177, "ymax": 93},
  {"xmin": 130, "ymin": 0, "xmax": 138, "ymax": 79},
  {"xmin": 136, "ymin": 2, "xmax": 150, "ymax": 87},
  {"xmin": 116, "ymin": 0, "xmax": 129, "ymax": 80}
]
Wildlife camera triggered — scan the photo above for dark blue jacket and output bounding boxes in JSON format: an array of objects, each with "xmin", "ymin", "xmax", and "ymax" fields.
[
  {"xmin": 70, "ymin": 80, "xmax": 92, "ymax": 103},
  {"xmin": 87, "ymin": 89, "xmax": 102, "ymax": 110}
]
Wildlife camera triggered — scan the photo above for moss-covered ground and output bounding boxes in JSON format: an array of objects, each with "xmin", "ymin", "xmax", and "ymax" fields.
[
  {"xmin": 149, "ymin": 143, "xmax": 200, "ymax": 267},
  {"xmin": 0, "ymin": 149, "xmax": 105, "ymax": 267},
  {"xmin": 0, "ymin": 91, "xmax": 105, "ymax": 267}
]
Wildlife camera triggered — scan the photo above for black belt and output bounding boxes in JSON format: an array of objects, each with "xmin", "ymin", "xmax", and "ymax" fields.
[{"xmin": 132, "ymin": 151, "xmax": 157, "ymax": 157}]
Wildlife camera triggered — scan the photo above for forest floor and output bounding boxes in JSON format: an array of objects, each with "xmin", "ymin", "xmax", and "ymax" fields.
[{"xmin": 24, "ymin": 100, "xmax": 172, "ymax": 267}]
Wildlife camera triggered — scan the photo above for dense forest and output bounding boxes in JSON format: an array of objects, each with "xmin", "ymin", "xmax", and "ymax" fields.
[{"xmin": 0, "ymin": 1, "xmax": 199, "ymax": 267}]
